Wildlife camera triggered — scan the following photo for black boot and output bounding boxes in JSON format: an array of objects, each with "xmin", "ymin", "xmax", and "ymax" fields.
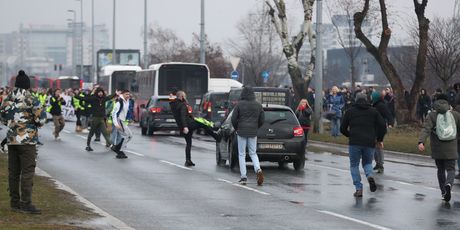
[
  {"xmin": 184, "ymin": 160, "xmax": 195, "ymax": 167},
  {"xmin": 114, "ymin": 139, "xmax": 127, "ymax": 159}
]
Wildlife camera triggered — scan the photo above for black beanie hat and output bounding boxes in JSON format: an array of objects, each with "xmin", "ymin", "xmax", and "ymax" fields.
[{"xmin": 15, "ymin": 70, "xmax": 30, "ymax": 90}]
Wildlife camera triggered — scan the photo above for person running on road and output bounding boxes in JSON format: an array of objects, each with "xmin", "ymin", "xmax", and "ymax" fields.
[
  {"xmin": 371, "ymin": 91, "xmax": 394, "ymax": 173},
  {"xmin": 75, "ymin": 86, "xmax": 118, "ymax": 151},
  {"xmin": 48, "ymin": 89, "xmax": 66, "ymax": 140},
  {"xmin": 0, "ymin": 70, "xmax": 46, "ymax": 214},
  {"xmin": 231, "ymin": 86, "xmax": 265, "ymax": 186},
  {"xmin": 418, "ymin": 94, "xmax": 460, "ymax": 202},
  {"xmin": 170, "ymin": 90, "xmax": 221, "ymax": 167},
  {"xmin": 340, "ymin": 93, "xmax": 387, "ymax": 197},
  {"xmin": 111, "ymin": 90, "xmax": 132, "ymax": 159}
]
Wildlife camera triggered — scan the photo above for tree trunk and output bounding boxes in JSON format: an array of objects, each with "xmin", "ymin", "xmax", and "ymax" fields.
[{"xmin": 351, "ymin": 60, "xmax": 356, "ymax": 90}]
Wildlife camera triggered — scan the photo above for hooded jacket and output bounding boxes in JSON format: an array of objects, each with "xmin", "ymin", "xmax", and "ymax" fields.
[
  {"xmin": 372, "ymin": 92, "xmax": 395, "ymax": 127},
  {"xmin": 419, "ymin": 99, "xmax": 460, "ymax": 159},
  {"xmin": 340, "ymin": 97, "xmax": 387, "ymax": 148},
  {"xmin": 231, "ymin": 87, "xmax": 264, "ymax": 137}
]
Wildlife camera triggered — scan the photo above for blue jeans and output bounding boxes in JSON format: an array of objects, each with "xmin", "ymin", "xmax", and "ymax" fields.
[
  {"xmin": 331, "ymin": 118, "xmax": 340, "ymax": 137},
  {"xmin": 237, "ymin": 135, "xmax": 261, "ymax": 179},
  {"xmin": 349, "ymin": 145, "xmax": 375, "ymax": 190}
]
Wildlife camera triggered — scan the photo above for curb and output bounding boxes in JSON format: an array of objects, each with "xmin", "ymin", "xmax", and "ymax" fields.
[{"xmin": 35, "ymin": 168, "xmax": 135, "ymax": 230}]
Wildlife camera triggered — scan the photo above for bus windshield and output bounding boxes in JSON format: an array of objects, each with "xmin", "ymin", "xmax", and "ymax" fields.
[
  {"xmin": 112, "ymin": 71, "xmax": 138, "ymax": 93},
  {"xmin": 158, "ymin": 64, "xmax": 208, "ymax": 103}
]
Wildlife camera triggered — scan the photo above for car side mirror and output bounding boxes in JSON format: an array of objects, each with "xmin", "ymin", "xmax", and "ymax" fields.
[{"xmin": 140, "ymin": 104, "xmax": 145, "ymax": 109}]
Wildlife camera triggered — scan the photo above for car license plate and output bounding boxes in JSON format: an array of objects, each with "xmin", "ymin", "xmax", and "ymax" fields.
[
  {"xmin": 258, "ymin": 143, "xmax": 283, "ymax": 150},
  {"xmin": 166, "ymin": 119, "xmax": 176, "ymax": 123}
]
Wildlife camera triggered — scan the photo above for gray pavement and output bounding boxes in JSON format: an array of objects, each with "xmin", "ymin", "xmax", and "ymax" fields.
[{"xmin": 10, "ymin": 122, "xmax": 460, "ymax": 230}]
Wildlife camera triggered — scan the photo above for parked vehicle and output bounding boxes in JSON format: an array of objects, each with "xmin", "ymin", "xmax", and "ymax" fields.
[
  {"xmin": 216, "ymin": 104, "xmax": 306, "ymax": 170},
  {"xmin": 208, "ymin": 78, "xmax": 242, "ymax": 92},
  {"xmin": 139, "ymin": 96, "xmax": 178, "ymax": 135},
  {"xmin": 227, "ymin": 87, "xmax": 293, "ymax": 115},
  {"xmin": 54, "ymin": 76, "xmax": 82, "ymax": 89},
  {"xmin": 199, "ymin": 91, "xmax": 229, "ymax": 124}
]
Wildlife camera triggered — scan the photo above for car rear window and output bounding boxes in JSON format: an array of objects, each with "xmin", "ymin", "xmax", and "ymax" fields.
[
  {"xmin": 263, "ymin": 109, "xmax": 298, "ymax": 125},
  {"xmin": 210, "ymin": 94, "xmax": 228, "ymax": 108},
  {"xmin": 154, "ymin": 99, "xmax": 173, "ymax": 112}
]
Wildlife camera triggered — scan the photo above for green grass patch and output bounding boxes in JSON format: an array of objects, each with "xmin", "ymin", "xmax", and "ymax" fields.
[
  {"xmin": 309, "ymin": 124, "xmax": 431, "ymax": 156},
  {"xmin": 0, "ymin": 153, "xmax": 99, "ymax": 229}
]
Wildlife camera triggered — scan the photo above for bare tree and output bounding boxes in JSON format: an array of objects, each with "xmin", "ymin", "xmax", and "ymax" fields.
[
  {"xmin": 266, "ymin": 0, "xmax": 316, "ymax": 101},
  {"xmin": 354, "ymin": 0, "xmax": 430, "ymax": 123},
  {"xmin": 427, "ymin": 17, "xmax": 460, "ymax": 91},
  {"xmin": 147, "ymin": 23, "xmax": 187, "ymax": 63},
  {"xmin": 189, "ymin": 34, "xmax": 231, "ymax": 78},
  {"xmin": 227, "ymin": 5, "xmax": 285, "ymax": 86}
]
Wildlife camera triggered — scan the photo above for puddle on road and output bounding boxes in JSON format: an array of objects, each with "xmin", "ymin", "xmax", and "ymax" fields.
[
  {"xmin": 414, "ymin": 193, "xmax": 426, "ymax": 201},
  {"xmin": 436, "ymin": 218, "xmax": 456, "ymax": 227},
  {"xmin": 289, "ymin": 200, "xmax": 305, "ymax": 205},
  {"xmin": 313, "ymin": 159, "xmax": 323, "ymax": 163},
  {"xmin": 388, "ymin": 187, "xmax": 398, "ymax": 191}
]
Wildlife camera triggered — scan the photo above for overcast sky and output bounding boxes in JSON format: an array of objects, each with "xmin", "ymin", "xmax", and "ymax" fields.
[{"xmin": 0, "ymin": 0, "xmax": 455, "ymax": 52}]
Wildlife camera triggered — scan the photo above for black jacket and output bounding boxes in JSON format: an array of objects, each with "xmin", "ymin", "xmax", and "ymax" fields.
[
  {"xmin": 295, "ymin": 107, "xmax": 312, "ymax": 126},
  {"xmin": 340, "ymin": 100, "xmax": 387, "ymax": 148},
  {"xmin": 231, "ymin": 87, "xmax": 264, "ymax": 137},
  {"xmin": 170, "ymin": 98, "xmax": 195, "ymax": 130},
  {"xmin": 49, "ymin": 96, "xmax": 66, "ymax": 116},
  {"xmin": 372, "ymin": 99, "xmax": 394, "ymax": 127},
  {"xmin": 77, "ymin": 89, "xmax": 115, "ymax": 117}
]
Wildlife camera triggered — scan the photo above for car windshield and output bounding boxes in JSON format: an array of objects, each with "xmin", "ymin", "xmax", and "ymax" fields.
[
  {"xmin": 263, "ymin": 109, "xmax": 297, "ymax": 125},
  {"xmin": 153, "ymin": 99, "xmax": 173, "ymax": 112},
  {"xmin": 210, "ymin": 94, "xmax": 228, "ymax": 108}
]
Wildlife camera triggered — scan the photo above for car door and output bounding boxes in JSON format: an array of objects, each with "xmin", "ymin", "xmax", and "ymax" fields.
[{"xmin": 219, "ymin": 111, "xmax": 234, "ymax": 159}]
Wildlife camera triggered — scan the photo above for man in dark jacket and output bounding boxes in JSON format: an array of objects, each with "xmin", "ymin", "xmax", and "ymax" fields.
[
  {"xmin": 48, "ymin": 89, "xmax": 66, "ymax": 140},
  {"xmin": 231, "ymin": 86, "xmax": 265, "ymax": 186},
  {"xmin": 371, "ymin": 91, "xmax": 394, "ymax": 173},
  {"xmin": 76, "ymin": 87, "xmax": 118, "ymax": 151},
  {"xmin": 454, "ymin": 83, "xmax": 460, "ymax": 179},
  {"xmin": 0, "ymin": 70, "xmax": 46, "ymax": 214},
  {"xmin": 340, "ymin": 93, "xmax": 387, "ymax": 197},
  {"xmin": 170, "ymin": 90, "xmax": 220, "ymax": 167},
  {"xmin": 419, "ymin": 94, "xmax": 460, "ymax": 202}
]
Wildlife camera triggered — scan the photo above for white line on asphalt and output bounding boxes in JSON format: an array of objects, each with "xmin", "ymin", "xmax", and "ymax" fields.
[
  {"xmin": 62, "ymin": 130, "xmax": 71, "ymax": 134},
  {"xmin": 160, "ymin": 160, "xmax": 193, "ymax": 171},
  {"xmin": 317, "ymin": 210, "xmax": 392, "ymax": 230},
  {"xmin": 308, "ymin": 163, "xmax": 349, "ymax": 173},
  {"xmin": 35, "ymin": 168, "xmax": 135, "ymax": 230},
  {"xmin": 124, "ymin": 150, "xmax": 144, "ymax": 157},
  {"xmin": 217, "ymin": 178, "xmax": 271, "ymax": 196},
  {"xmin": 77, "ymin": 135, "xmax": 86, "ymax": 140}
]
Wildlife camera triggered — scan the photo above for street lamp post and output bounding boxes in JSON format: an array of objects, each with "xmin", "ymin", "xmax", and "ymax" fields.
[
  {"xmin": 76, "ymin": 0, "xmax": 84, "ymax": 81},
  {"xmin": 314, "ymin": 0, "xmax": 324, "ymax": 133},
  {"xmin": 143, "ymin": 0, "xmax": 148, "ymax": 67},
  {"xmin": 67, "ymin": 10, "xmax": 76, "ymax": 76},
  {"xmin": 199, "ymin": 0, "xmax": 205, "ymax": 64},
  {"xmin": 112, "ymin": 0, "xmax": 116, "ymax": 65},
  {"xmin": 92, "ymin": 0, "xmax": 96, "ymax": 83}
]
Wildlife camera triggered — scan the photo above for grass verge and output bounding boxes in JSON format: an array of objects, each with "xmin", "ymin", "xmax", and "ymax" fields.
[
  {"xmin": 0, "ymin": 153, "xmax": 99, "ymax": 230},
  {"xmin": 308, "ymin": 124, "xmax": 432, "ymax": 156}
]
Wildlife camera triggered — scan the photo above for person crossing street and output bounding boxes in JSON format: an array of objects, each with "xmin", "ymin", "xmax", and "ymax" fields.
[
  {"xmin": 47, "ymin": 89, "xmax": 66, "ymax": 140},
  {"xmin": 111, "ymin": 90, "xmax": 132, "ymax": 159}
]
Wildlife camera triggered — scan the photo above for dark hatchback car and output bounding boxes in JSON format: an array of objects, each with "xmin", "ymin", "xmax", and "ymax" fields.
[
  {"xmin": 140, "ymin": 96, "xmax": 178, "ymax": 135},
  {"xmin": 216, "ymin": 104, "xmax": 306, "ymax": 170},
  {"xmin": 199, "ymin": 92, "xmax": 229, "ymax": 123}
]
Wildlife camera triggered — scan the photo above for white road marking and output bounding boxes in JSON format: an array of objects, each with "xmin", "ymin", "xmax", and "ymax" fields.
[
  {"xmin": 308, "ymin": 163, "xmax": 349, "ymax": 173},
  {"xmin": 217, "ymin": 178, "xmax": 271, "ymax": 196},
  {"xmin": 77, "ymin": 135, "xmax": 87, "ymax": 139},
  {"xmin": 160, "ymin": 160, "xmax": 193, "ymax": 171},
  {"xmin": 125, "ymin": 150, "xmax": 144, "ymax": 157},
  {"xmin": 35, "ymin": 168, "xmax": 135, "ymax": 230},
  {"xmin": 317, "ymin": 210, "xmax": 392, "ymax": 230},
  {"xmin": 62, "ymin": 130, "xmax": 71, "ymax": 134}
]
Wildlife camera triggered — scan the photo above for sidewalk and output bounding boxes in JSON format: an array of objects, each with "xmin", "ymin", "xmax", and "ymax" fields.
[{"xmin": 308, "ymin": 140, "xmax": 435, "ymax": 168}]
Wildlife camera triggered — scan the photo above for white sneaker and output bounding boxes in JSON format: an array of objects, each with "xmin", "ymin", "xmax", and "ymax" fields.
[
  {"xmin": 81, "ymin": 129, "xmax": 89, "ymax": 134},
  {"xmin": 55, "ymin": 136, "xmax": 61, "ymax": 141}
]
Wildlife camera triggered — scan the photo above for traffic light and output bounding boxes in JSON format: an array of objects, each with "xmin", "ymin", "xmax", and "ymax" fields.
[
  {"xmin": 59, "ymin": 64, "xmax": 63, "ymax": 71},
  {"xmin": 54, "ymin": 64, "xmax": 57, "ymax": 71}
]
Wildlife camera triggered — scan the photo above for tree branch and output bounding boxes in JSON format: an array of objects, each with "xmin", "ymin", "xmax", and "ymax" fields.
[{"xmin": 354, "ymin": 0, "xmax": 378, "ymax": 57}]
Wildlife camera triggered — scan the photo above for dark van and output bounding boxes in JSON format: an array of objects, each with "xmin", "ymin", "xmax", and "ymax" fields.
[{"xmin": 199, "ymin": 92, "xmax": 229, "ymax": 124}]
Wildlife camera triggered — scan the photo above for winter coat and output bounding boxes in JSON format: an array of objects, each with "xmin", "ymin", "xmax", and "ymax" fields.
[
  {"xmin": 77, "ymin": 90, "xmax": 116, "ymax": 118},
  {"xmin": 417, "ymin": 94, "xmax": 431, "ymax": 117},
  {"xmin": 231, "ymin": 87, "xmax": 265, "ymax": 137},
  {"xmin": 340, "ymin": 99, "xmax": 387, "ymax": 148},
  {"xmin": 418, "ymin": 99, "xmax": 460, "ymax": 160},
  {"xmin": 49, "ymin": 96, "xmax": 66, "ymax": 116},
  {"xmin": 0, "ymin": 88, "xmax": 46, "ymax": 145},
  {"xmin": 295, "ymin": 106, "xmax": 312, "ymax": 127},
  {"xmin": 170, "ymin": 98, "xmax": 195, "ymax": 131},
  {"xmin": 328, "ymin": 94, "xmax": 345, "ymax": 118},
  {"xmin": 373, "ymin": 99, "xmax": 395, "ymax": 127}
]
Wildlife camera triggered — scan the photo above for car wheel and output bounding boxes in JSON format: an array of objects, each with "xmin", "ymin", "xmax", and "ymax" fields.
[
  {"xmin": 293, "ymin": 151, "xmax": 306, "ymax": 171},
  {"xmin": 141, "ymin": 123, "xmax": 147, "ymax": 135},
  {"xmin": 216, "ymin": 143, "xmax": 226, "ymax": 166},
  {"xmin": 147, "ymin": 123, "xmax": 154, "ymax": 136},
  {"xmin": 229, "ymin": 140, "xmax": 239, "ymax": 169}
]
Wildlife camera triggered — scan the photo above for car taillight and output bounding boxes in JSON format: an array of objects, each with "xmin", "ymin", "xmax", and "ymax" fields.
[
  {"xmin": 207, "ymin": 102, "xmax": 212, "ymax": 113},
  {"xmin": 187, "ymin": 105, "xmax": 193, "ymax": 114},
  {"xmin": 150, "ymin": 107, "xmax": 162, "ymax": 113},
  {"xmin": 293, "ymin": 126, "xmax": 304, "ymax": 137}
]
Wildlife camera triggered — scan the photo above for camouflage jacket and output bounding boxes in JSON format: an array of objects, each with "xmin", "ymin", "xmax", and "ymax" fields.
[{"xmin": 0, "ymin": 88, "xmax": 46, "ymax": 145}]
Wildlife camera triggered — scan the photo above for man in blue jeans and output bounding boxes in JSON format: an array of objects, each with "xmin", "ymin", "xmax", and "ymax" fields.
[
  {"xmin": 340, "ymin": 93, "xmax": 387, "ymax": 197},
  {"xmin": 231, "ymin": 86, "xmax": 265, "ymax": 186}
]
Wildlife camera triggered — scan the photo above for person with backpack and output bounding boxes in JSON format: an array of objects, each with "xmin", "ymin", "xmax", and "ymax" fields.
[
  {"xmin": 170, "ymin": 90, "xmax": 221, "ymax": 167},
  {"xmin": 418, "ymin": 94, "xmax": 460, "ymax": 202},
  {"xmin": 74, "ymin": 87, "xmax": 118, "ymax": 151},
  {"xmin": 371, "ymin": 91, "xmax": 394, "ymax": 173},
  {"xmin": 295, "ymin": 99, "xmax": 312, "ymax": 144},
  {"xmin": 111, "ymin": 90, "xmax": 132, "ymax": 159},
  {"xmin": 47, "ymin": 89, "xmax": 66, "ymax": 140},
  {"xmin": 328, "ymin": 86, "xmax": 345, "ymax": 137}
]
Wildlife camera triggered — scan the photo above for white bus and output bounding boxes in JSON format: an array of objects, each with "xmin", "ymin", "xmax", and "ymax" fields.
[
  {"xmin": 134, "ymin": 62, "xmax": 210, "ymax": 120},
  {"xmin": 98, "ymin": 65, "xmax": 142, "ymax": 94}
]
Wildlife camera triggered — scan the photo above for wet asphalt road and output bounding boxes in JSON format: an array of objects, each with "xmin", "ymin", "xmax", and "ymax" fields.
[{"xmin": 26, "ymin": 122, "xmax": 460, "ymax": 230}]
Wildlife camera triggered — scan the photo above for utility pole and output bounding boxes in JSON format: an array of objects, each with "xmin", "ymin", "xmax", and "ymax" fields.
[
  {"xmin": 92, "ymin": 0, "xmax": 96, "ymax": 83},
  {"xmin": 314, "ymin": 0, "xmax": 323, "ymax": 133},
  {"xmin": 112, "ymin": 0, "xmax": 116, "ymax": 65},
  {"xmin": 79, "ymin": 0, "xmax": 84, "ymax": 81},
  {"xmin": 68, "ymin": 10, "xmax": 77, "ymax": 76},
  {"xmin": 199, "ymin": 0, "xmax": 205, "ymax": 64},
  {"xmin": 143, "ymin": 0, "xmax": 148, "ymax": 68}
]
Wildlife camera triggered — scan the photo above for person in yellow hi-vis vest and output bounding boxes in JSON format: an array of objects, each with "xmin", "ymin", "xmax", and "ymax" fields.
[
  {"xmin": 72, "ymin": 89, "xmax": 85, "ymax": 132},
  {"xmin": 47, "ymin": 89, "xmax": 66, "ymax": 140}
]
